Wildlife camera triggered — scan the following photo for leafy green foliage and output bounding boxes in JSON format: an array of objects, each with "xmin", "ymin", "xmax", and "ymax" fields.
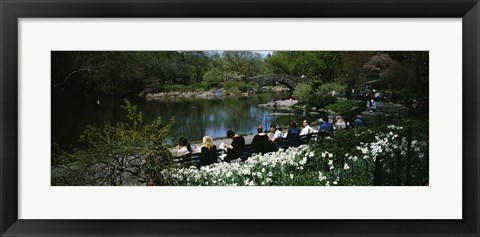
[
  {"xmin": 52, "ymin": 51, "xmax": 429, "ymax": 101},
  {"xmin": 202, "ymin": 68, "xmax": 224, "ymax": 87},
  {"xmin": 308, "ymin": 82, "xmax": 346, "ymax": 108},
  {"xmin": 266, "ymin": 51, "xmax": 342, "ymax": 83},
  {"xmin": 293, "ymin": 83, "xmax": 312, "ymax": 101},
  {"xmin": 223, "ymin": 80, "xmax": 248, "ymax": 92},
  {"xmin": 52, "ymin": 99, "xmax": 175, "ymax": 186},
  {"xmin": 161, "ymin": 84, "xmax": 197, "ymax": 92},
  {"xmin": 222, "ymin": 51, "xmax": 264, "ymax": 81},
  {"xmin": 326, "ymin": 100, "xmax": 359, "ymax": 114},
  {"xmin": 184, "ymin": 51, "xmax": 210, "ymax": 83}
]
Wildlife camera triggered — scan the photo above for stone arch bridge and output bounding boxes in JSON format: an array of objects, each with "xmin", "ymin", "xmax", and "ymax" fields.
[{"xmin": 247, "ymin": 74, "xmax": 309, "ymax": 92}]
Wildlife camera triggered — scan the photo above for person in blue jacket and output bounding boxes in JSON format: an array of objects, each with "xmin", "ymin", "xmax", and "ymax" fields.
[{"xmin": 318, "ymin": 118, "xmax": 334, "ymax": 137}]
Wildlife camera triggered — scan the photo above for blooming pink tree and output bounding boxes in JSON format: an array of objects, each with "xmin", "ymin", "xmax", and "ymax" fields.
[{"xmin": 363, "ymin": 53, "xmax": 395, "ymax": 78}]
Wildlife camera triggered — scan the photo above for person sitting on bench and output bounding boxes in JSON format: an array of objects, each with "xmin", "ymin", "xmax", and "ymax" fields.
[
  {"xmin": 334, "ymin": 116, "xmax": 347, "ymax": 130},
  {"xmin": 252, "ymin": 125, "xmax": 269, "ymax": 154},
  {"xmin": 176, "ymin": 136, "xmax": 193, "ymax": 156},
  {"xmin": 300, "ymin": 120, "xmax": 317, "ymax": 136},
  {"xmin": 224, "ymin": 130, "xmax": 245, "ymax": 163},
  {"xmin": 286, "ymin": 122, "xmax": 300, "ymax": 139},
  {"xmin": 318, "ymin": 118, "xmax": 333, "ymax": 137},
  {"xmin": 285, "ymin": 122, "xmax": 301, "ymax": 147},
  {"xmin": 200, "ymin": 136, "xmax": 218, "ymax": 166},
  {"xmin": 268, "ymin": 124, "xmax": 284, "ymax": 142}
]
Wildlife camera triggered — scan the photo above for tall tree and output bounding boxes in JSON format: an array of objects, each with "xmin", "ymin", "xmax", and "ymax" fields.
[
  {"xmin": 184, "ymin": 51, "xmax": 210, "ymax": 83},
  {"xmin": 338, "ymin": 51, "xmax": 374, "ymax": 98},
  {"xmin": 266, "ymin": 51, "xmax": 343, "ymax": 83},
  {"xmin": 51, "ymin": 51, "xmax": 103, "ymax": 97},
  {"xmin": 388, "ymin": 51, "xmax": 429, "ymax": 95},
  {"xmin": 222, "ymin": 51, "xmax": 263, "ymax": 81}
]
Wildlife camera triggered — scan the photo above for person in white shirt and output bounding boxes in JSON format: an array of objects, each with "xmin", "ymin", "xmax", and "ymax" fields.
[
  {"xmin": 176, "ymin": 136, "xmax": 193, "ymax": 156},
  {"xmin": 268, "ymin": 124, "xmax": 284, "ymax": 142},
  {"xmin": 300, "ymin": 119, "xmax": 317, "ymax": 136}
]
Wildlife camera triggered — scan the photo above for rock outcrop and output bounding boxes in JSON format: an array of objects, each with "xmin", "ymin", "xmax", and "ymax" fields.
[
  {"xmin": 258, "ymin": 99, "xmax": 298, "ymax": 109},
  {"xmin": 358, "ymin": 102, "xmax": 408, "ymax": 125},
  {"xmin": 142, "ymin": 88, "xmax": 223, "ymax": 100}
]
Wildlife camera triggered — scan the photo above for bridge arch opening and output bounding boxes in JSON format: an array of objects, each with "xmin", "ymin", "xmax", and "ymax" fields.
[{"xmin": 247, "ymin": 74, "xmax": 304, "ymax": 92}]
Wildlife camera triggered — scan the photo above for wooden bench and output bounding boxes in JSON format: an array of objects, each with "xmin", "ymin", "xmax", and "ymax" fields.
[
  {"xmin": 173, "ymin": 149, "xmax": 224, "ymax": 167},
  {"xmin": 276, "ymin": 132, "xmax": 319, "ymax": 149}
]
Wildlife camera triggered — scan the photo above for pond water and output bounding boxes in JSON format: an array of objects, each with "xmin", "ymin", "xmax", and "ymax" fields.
[{"xmin": 52, "ymin": 93, "xmax": 319, "ymax": 150}]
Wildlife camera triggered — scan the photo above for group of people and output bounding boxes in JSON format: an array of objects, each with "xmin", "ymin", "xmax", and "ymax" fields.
[
  {"xmin": 222, "ymin": 121, "xmax": 322, "ymax": 162},
  {"xmin": 175, "ymin": 130, "xmax": 247, "ymax": 164},
  {"xmin": 317, "ymin": 115, "xmax": 363, "ymax": 136},
  {"xmin": 176, "ymin": 135, "xmax": 219, "ymax": 165},
  {"xmin": 176, "ymin": 115, "xmax": 363, "ymax": 164}
]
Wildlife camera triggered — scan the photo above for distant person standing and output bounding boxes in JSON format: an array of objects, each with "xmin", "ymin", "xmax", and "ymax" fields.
[
  {"xmin": 369, "ymin": 99, "xmax": 377, "ymax": 112},
  {"xmin": 374, "ymin": 89, "xmax": 381, "ymax": 101},
  {"xmin": 369, "ymin": 88, "xmax": 377, "ymax": 112},
  {"xmin": 363, "ymin": 88, "xmax": 371, "ymax": 109}
]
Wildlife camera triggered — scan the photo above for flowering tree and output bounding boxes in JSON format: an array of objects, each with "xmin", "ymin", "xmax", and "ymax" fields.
[{"xmin": 363, "ymin": 53, "xmax": 395, "ymax": 78}]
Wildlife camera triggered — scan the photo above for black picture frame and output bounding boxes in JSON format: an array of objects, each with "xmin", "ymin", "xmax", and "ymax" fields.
[{"xmin": 1, "ymin": 0, "xmax": 479, "ymax": 236}]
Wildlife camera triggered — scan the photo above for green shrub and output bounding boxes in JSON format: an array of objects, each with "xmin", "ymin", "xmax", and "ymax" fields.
[
  {"xmin": 195, "ymin": 82, "xmax": 211, "ymax": 91},
  {"xmin": 202, "ymin": 68, "xmax": 224, "ymax": 87},
  {"xmin": 161, "ymin": 83, "xmax": 211, "ymax": 92},
  {"xmin": 309, "ymin": 82, "xmax": 346, "ymax": 108},
  {"xmin": 52, "ymin": 99, "xmax": 175, "ymax": 186},
  {"xmin": 162, "ymin": 84, "xmax": 190, "ymax": 92},
  {"xmin": 326, "ymin": 100, "xmax": 359, "ymax": 114},
  {"xmin": 320, "ymin": 82, "xmax": 346, "ymax": 97},
  {"xmin": 223, "ymin": 80, "xmax": 247, "ymax": 92},
  {"xmin": 293, "ymin": 83, "xmax": 312, "ymax": 101}
]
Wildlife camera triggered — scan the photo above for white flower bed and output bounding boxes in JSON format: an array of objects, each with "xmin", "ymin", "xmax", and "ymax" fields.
[
  {"xmin": 164, "ymin": 125, "xmax": 428, "ymax": 186},
  {"xmin": 354, "ymin": 125, "xmax": 428, "ymax": 161},
  {"xmin": 165, "ymin": 145, "xmax": 312, "ymax": 186}
]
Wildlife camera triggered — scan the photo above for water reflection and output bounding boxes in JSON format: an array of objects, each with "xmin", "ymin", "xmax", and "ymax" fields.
[{"xmin": 52, "ymin": 93, "xmax": 318, "ymax": 150}]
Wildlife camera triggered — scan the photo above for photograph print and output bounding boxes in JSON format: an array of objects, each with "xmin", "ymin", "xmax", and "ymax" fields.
[{"xmin": 51, "ymin": 51, "xmax": 429, "ymax": 186}]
